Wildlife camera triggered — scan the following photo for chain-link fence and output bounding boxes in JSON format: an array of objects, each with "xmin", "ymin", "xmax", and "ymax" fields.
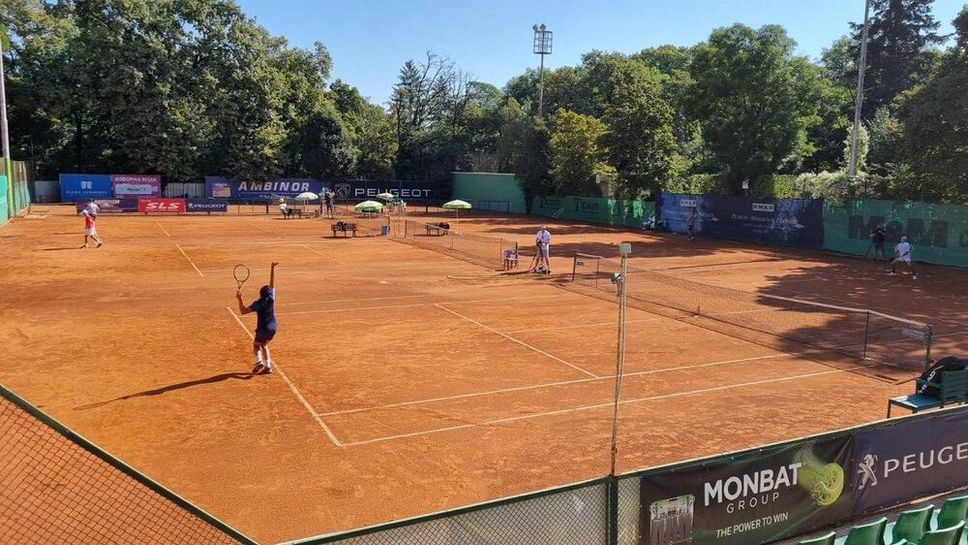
[
  {"xmin": 285, "ymin": 480, "xmax": 611, "ymax": 545},
  {"xmin": 0, "ymin": 385, "xmax": 255, "ymax": 545}
]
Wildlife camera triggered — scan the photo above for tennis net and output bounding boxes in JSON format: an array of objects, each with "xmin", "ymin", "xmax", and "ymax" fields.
[
  {"xmin": 571, "ymin": 253, "xmax": 933, "ymax": 371},
  {"xmin": 390, "ymin": 219, "xmax": 518, "ymax": 269}
]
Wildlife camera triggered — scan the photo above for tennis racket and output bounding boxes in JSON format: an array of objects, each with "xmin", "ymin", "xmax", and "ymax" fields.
[{"xmin": 233, "ymin": 264, "xmax": 250, "ymax": 291}]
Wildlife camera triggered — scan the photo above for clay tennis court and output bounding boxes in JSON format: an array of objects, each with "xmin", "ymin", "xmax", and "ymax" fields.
[{"xmin": 1, "ymin": 206, "xmax": 966, "ymax": 544}]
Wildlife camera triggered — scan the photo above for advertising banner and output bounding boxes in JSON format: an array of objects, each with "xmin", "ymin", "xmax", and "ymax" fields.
[
  {"xmin": 659, "ymin": 194, "xmax": 824, "ymax": 248},
  {"xmin": 112, "ymin": 174, "xmax": 161, "ymax": 198},
  {"xmin": 186, "ymin": 198, "xmax": 228, "ymax": 213},
  {"xmin": 331, "ymin": 180, "xmax": 435, "ymax": 201},
  {"xmin": 138, "ymin": 198, "xmax": 185, "ymax": 214},
  {"xmin": 60, "ymin": 174, "xmax": 114, "ymax": 201},
  {"xmin": 824, "ymin": 200, "xmax": 968, "ymax": 267},
  {"xmin": 73, "ymin": 199, "xmax": 139, "ymax": 213},
  {"xmin": 850, "ymin": 409, "xmax": 968, "ymax": 515},
  {"xmin": 639, "ymin": 436, "xmax": 853, "ymax": 545},
  {"xmin": 205, "ymin": 176, "xmax": 324, "ymax": 199},
  {"xmin": 531, "ymin": 195, "xmax": 655, "ymax": 228}
]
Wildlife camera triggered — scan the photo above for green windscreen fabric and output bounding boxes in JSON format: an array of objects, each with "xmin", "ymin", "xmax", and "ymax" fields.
[
  {"xmin": 451, "ymin": 172, "xmax": 527, "ymax": 213},
  {"xmin": 531, "ymin": 195, "xmax": 655, "ymax": 229},
  {"xmin": 0, "ymin": 175, "xmax": 9, "ymax": 222},
  {"xmin": 824, "ymin": 199, "xmax": 968, "ymax": 267}
]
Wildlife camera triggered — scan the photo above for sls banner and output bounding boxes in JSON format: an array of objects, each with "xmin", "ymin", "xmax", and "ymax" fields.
[
  {"xmin": 205, "ymin": 176, "xmax": 323, "ymax": 199},
  {"xmin": 659, "ymin": 194, "xmax": 824, "ymax": 248},
  {"xmin": 639, "ymin": 436, "xmax": 853, "ymax": 545},
  {"xmin": 850, "ymin": 409, "xmax": 968, "ymax": 515}
]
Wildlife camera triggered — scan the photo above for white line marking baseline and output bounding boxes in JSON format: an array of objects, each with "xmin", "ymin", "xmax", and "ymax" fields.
[
  {"xmin": 155, "ymin": 222, "xmax": 170, "ymax": 238},
  {"xmin": 273, "ymin": 293, "xmax": 567, "ymax": 316},
  {"xmin": 340, "ymin": 366, "xmax": 860, "ymax": 446},
  {"xmin": 174, "ymin": 243, "xmax": 205, "ymax": 277},
  {"xmin": 434, "ymin": 303, "xmax": 599, "ymax": 379},
  {"xmin": 226, "ymin": 306, "xmax": 342, "ymax": 446}
]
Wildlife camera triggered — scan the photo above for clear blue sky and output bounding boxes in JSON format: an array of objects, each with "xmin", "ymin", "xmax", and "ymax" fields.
[{"xmin": 236, "ymin": 0, "xmax": 965, "ymax": 105}]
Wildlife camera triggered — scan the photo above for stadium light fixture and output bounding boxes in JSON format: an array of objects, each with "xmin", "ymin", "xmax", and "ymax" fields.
[{"xmin": 532, "ymin": 24, "xmax": 553, "ymax": 117}]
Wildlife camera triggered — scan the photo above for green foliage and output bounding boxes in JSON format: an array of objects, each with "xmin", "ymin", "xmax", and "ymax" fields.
[
  {"xmin": 841, "ymin": 124, "xmax": 869, "ymax": 172},
  {"xmin": 849, "ymin": 0, "xmax": 944, "ymax": 115},
  {"xmin": 750, "ymin": 174, "xmax": 798, "ymax": 198},
  {"xmin": 687, "ymin": 24, "xmax": 826, "ymax": 190},
  {"xmin": 549, "ymin": 109, "xmax": 612, "ymax": 195},
  {"xmin": 865, "ymin": 107, "xmax": 903, "ymax": 171},
  {"xmin": 894, "ymin": 5, "xmax": 968, "ymax": 202}
]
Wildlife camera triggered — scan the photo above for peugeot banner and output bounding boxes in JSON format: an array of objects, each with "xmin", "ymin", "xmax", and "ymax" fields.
[
  {"xmin": 639, "ymin": 436, "xmax": 853, "ymax": 545},
  {"xmin": 850, "ymin": 409, "xmax": 968, "ymax": 515},
  {"xmin": 187, "ymin": 198, "xmax": 228, "ymax": 213},
  {"xmin": 330, "ymin": 180, "xmax": 435, "ymax": 201}
]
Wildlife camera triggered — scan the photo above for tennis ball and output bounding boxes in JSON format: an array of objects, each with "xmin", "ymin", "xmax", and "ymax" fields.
[{"xmin": 796, "ymin": 447, "xmax": 845, "ymax": 506}]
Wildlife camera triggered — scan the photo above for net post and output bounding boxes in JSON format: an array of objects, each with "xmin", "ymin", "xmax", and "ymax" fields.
[
  {"xmin": 862, "ymin": 311, "xmax": 871, "ymax": 361},
  {"xmin": 925, "ymin": 324, "xmax": 933, "ymax": 371},
  {"xmin": 607, "ymin": 476, "xmax": 619, "ymax": 545}
]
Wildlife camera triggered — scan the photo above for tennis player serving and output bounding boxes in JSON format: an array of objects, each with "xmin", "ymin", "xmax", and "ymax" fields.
[{"xmin": 236, "ymin": 262, "xmax": 280, "ymax": 374}]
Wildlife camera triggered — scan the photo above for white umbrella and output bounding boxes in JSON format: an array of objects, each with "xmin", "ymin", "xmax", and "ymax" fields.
[
  {"xmin": 442, "ymin": 199, "xmax": 472, "ymax": 233},
  {"xmin": 295, "ymin": 192, "xmax": 319, "ymax": 201},
  {"xmin": 376, "ymin": 192, "xmax": 395, "ymax": 202}
]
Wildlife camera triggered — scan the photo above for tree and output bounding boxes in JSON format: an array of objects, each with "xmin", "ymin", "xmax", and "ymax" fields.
[
  {"xmin": 895, "ymin": 7, "xmax": 968, "ymax": 202},
  {"xmin": 687, "ymin": 24, "xmax": 826, "ymax": 190},
  {"xmin": 601, "ymin": 80, "xmax": 678, "ymax": 195},
  {"xmin": 820, "ymin": 36, "xmax": 857, "ymax": 88},
  {"xmin": 548, "ymin": 108, "xmax": 614, "ymax": 195},
  {"xmin": 849, "ymin": 0, "xmax": 944, "ymax": 115}
]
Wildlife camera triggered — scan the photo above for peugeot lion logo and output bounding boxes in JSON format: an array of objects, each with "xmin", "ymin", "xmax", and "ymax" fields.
[
  {"xmin": 857, "ymin": 454, "xmax": 878, "ymax": 489},
  {"xmin": 335, "ymin": 183, "xmax": 351, "ymax": 200}
]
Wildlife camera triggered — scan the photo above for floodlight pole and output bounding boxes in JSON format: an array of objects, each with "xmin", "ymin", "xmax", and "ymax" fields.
[
  {"xmin": 848, "ymin": 0, "xmax": 871, "ymax": 178},
  {"xmin": 608, "ymin": 242, "xmax": 631, "ymax": 545},
  {"xmin": 0, "ymin": 39, "xmax": 13, "ymax": 219},
  {"xmin": 532, "ymin": 24, "xmax": 552, "ymax": 117}
]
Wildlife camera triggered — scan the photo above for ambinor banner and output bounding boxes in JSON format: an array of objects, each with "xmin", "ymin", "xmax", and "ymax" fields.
[{"xmin": 639, "ymin": 436, "xmax": 853, "ymax": 545}]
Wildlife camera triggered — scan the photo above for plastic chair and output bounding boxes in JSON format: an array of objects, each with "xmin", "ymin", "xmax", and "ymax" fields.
[
  {"xmin": 893, "ymin": 504, "xmax": 935, "ymax": 544},
  {"xmin": 798, "ymin": 531, "xmax": 836, "ymax": 545},
  {"xmin": 844, "ymin": 517, "xmax": 888, "ymax": 545},
  {"xmin": 919, "ymin": 522, "xmax": 964, "ymax": 545},
  {"xmin": 936, "ymin": 497, "xmax": 968, "ymax": 530}
]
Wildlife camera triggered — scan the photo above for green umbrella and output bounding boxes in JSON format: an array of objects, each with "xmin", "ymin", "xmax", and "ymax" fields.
[
  {"xmin": 376, "ymin": 192, "xmax": 395, "ymax": 202},
  {"xmin": 442, "ymin": 199, "xmax": 472, "ymax": 233},
  {"xmin": 354, "ymin": 200, "xmax": 384, "ymax": 213}
]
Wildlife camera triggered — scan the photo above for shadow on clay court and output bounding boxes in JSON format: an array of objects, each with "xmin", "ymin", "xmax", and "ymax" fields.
[
  {"xmin": 41, "ymin": 246, "xmax": 85, "ymax": 251},
  {"xmin": 74, "ymin": 372, "xmax": 255, "ymax": 410}
]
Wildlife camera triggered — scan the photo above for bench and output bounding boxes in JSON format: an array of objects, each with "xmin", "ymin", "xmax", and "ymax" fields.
[
  {"xmin": 426, "ymin": 222, "xmax": 450, "ymax": 236},
  {"xmin": 331, "ymin": 222, "xmax": 357, "ymax": 237},
  {"xmin": 888, "ymin": 369, "xmax": 968, "ymax": 417}
]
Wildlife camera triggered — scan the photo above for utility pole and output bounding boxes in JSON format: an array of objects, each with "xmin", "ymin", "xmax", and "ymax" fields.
[
  {"xmin": 848, "ymin": 0, "xmax": 872, "ymax": 178},
  {"xmin": 0, "ymin": 38, "xmax": 14, "ymax": 218},
  {"xmin": 607, "ymin": 242, "xmax": 631, "ymax": 545}
]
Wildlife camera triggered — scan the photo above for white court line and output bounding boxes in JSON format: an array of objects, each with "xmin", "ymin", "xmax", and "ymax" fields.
[
  {"xmin": 274, "ymin": 293, "xmax": 566, "ymax": 316},
  {"xmin": 340, "ymin": 366, "xmax": 860, "ymax": 447},
  {"xmin": 198, "ymin": 261, "xmax": 470, "ymax": 276},
  {"xmin": 299, "ymin": 244, "xmax": 347, "ymax": 265},
  {"xmin": 435, "ymin": 304, "xmax": 599, "ymax": 379},
  {"xmin": 505, "ymin": 317, "xmax": 663, "ymax": 334},
  {"xmin": 283, "ymin": 294, "xmax": 436, "ymax": 307},
  {"xmin": 155, "ymin": 222, "xmax": 170, "ymax": 238},
  {"xmin": 320, "ymin": 352, "xmax": 795, "ymax": 417},
  {"xmin": 174, "ymin": 243, "xmax": 205, "ymax": 278},
  {"xmin": 226, "ymin": 306, "xmax": 342, "ymax": 446},
  {"xmin": 248, "ymin": 223, "xmax": 273, "ymax": 233}
]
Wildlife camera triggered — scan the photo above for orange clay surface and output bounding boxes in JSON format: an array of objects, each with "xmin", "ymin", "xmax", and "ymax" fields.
[{"xmin": 1, "ymin": 205, "xmax": 966, "ymax": 544}]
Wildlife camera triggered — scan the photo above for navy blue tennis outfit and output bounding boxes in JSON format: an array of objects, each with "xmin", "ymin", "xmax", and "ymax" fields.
[{"xmin": 248, "ymin": 288, "xmax": 277, "ymax": 343}]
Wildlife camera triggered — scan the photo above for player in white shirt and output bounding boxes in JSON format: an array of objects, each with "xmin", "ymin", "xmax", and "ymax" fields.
[
  {"xmin": 534, "ymin": 225, "xmax": 552, "ymax": 274},
  {"xmin": 84, "ymin": 200, "xmax": 100, "ymax": 217},
  {"xmin": 889, "ymin": 236, "xmax": 917, "ymax": 280}
]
